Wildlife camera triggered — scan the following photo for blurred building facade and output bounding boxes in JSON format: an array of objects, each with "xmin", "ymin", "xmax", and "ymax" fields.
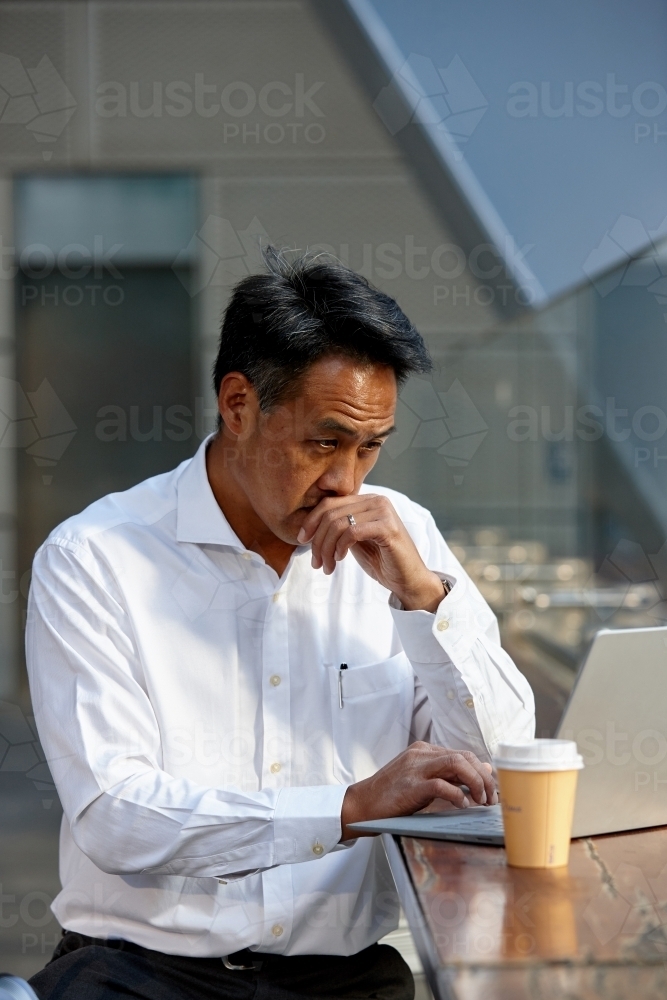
[{"xmin": 0, "ymin": 0, "xmax": 666, "ymax": 707}]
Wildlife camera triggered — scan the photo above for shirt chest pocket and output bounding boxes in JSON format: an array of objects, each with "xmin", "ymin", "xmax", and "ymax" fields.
[{"xmin": 328, "ymin": 652, "xmax": 414, "ymax": 784}]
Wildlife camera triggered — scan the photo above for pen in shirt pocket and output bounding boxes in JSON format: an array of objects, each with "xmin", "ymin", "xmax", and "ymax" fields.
[{"xmin": 338, "ymin": 663, "xmax": 348, "ymax": 708}]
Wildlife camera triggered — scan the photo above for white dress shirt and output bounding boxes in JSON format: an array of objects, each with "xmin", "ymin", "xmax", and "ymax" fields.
[{"xmin": 26, "ymin": 435, "xmax": 535, "ymax": 958}]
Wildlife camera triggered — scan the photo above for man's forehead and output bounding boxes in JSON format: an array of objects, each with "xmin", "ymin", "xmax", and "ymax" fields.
[
  {"xmin": 299, "ymin": 357, "xmax": 397, "ymax": 408},
  {"xmin": 274, "ymin": 355, "xmax": 398, "ymax": 433},
  {"xmin": 300, "ymin": 386, "xmax": 397, "ymax": 434}
]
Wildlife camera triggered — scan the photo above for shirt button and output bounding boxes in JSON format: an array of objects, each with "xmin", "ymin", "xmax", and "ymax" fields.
[
  {"xmin": 312, "ymin": 843, "xmax": 324, "ymax": 856},
  {"xmin": 465, "ymin": 698, "xmax": 474, "ymax": 709},
  {"xmin": 437, "ymin": 619, "xmax": 450, "ymax": 632},
  {"xmin": 269, "ymin": 674, "xmax": 281, "ymax": 687},
  {"xmin": 447, "ymin": 689, "xmax": 455, "ymax": 700},
  {"xmin": 270, "ymin": 762, "xmax": 281, "ymax": 773},
  {"xmin": 272, "ymin": 924, "xmax": 284, "ymax": 937},
  {"xmin": 242, "ymin": 552, "xmax": 252, "ymax": 561},
  {"xmin": 272, "ymin": 592, "xmax": 282, "ymax": 603}
]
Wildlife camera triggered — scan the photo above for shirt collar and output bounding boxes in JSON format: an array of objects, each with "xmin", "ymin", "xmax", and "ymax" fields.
[{"xmin": 176, "ymin": 434, "xmax": 245, "ymax": 549}]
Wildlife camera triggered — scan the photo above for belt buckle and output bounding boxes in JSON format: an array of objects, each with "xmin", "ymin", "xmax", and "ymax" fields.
[{"xmin": 222, "ymin": 955, "xmax": 263, "ymax": 971}]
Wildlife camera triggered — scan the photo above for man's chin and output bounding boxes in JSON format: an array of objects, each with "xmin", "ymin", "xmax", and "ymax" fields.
[{"xmin": 281, "ymin": 507, "xmax": 316, "ymax": 545}]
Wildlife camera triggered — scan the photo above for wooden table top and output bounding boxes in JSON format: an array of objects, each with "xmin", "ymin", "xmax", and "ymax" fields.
[{"xmin": 386, "ymin": 827, "xmax": 667, "ymax": 1000}]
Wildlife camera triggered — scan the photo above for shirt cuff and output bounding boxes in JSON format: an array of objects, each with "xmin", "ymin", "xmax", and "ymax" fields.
[
  {"xmin": 273, "ymin": 783, "xmax": 348, "ymax": 865},
  {"xmin": 389, "ymin": 573, "xmax": 483, "ymax": 663}
]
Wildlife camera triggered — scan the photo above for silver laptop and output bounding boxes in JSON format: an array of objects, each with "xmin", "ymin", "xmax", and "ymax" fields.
[{"xmin": 349, "ymin": 625, "xmax": 667, "ymax": 844}]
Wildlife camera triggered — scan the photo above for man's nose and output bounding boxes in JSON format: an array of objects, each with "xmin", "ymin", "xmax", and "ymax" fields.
[{"xmin": 317, "ymin": 451, "xmax": 357, "ymax": 496}]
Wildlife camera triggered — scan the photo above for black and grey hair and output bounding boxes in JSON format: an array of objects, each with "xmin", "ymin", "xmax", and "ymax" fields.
[{"xmin": 212, "ymin": 246, "xmax": 432, "ymax": 411}]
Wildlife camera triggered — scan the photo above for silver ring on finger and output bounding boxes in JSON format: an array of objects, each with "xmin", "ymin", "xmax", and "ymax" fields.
[{"xmin": 347, "ymin": 514, "xmax": 356, "ymax": 527}]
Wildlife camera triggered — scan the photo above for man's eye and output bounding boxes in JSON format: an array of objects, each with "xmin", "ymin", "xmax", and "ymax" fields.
[
  {"xmin": 315, "ymin": 440, "xmax": 337, "ymax": 449},
  {"xmin": 361, "ymin": 441, "xmax": 383, "ymax": 452}
]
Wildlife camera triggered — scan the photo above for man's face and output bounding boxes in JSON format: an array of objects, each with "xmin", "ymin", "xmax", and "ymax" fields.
[{"xmin": 223, "ymin": 355, "xmax": 397, "ymax": 544}]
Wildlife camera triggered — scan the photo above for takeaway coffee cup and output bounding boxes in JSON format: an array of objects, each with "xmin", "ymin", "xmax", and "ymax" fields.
[{"xmin": 494, "ymin": 739, "xmax": 584, "ymax": 869}]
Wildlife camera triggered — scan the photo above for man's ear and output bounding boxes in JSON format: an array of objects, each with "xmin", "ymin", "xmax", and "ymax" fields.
[{"xmin": 217, "ymin": 372, "xmax": 260, "ymax": 441}]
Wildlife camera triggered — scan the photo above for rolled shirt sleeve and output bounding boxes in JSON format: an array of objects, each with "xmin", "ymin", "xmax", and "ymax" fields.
[
  {"xmin": 27, "ymin": 540, "xmax": 345, "ymax": 881},
  {"xmin": 391, "ymin": 514, "xmax": 535, "ymax": 760}
]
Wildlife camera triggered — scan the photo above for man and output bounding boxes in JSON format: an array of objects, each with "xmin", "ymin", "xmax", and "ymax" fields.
[{"xmin": 27, "ymin": 249, "xmax": 535, "ymax": 999}]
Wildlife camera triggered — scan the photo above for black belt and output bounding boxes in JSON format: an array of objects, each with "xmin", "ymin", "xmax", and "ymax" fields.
[{"xmin": 59, "ymin": 930, "xmax": 265, "ymax": 971}]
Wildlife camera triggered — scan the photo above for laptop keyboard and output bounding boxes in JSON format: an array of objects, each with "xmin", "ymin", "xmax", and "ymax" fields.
[
  {"xmin": 430, "ymin": 810, "xmax": 504, "ymax": 834},
  {"xmin": 348, "ymin": 804, "xmax": 505, "ymax": 842}
]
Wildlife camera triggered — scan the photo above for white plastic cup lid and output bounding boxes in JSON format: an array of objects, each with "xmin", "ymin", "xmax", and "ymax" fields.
[{"xmin": 493, "ymin": 738, "xmax": 584, "ymax": 772}]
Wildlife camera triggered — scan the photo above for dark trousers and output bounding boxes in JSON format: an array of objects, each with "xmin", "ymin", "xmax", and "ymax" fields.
[{"xmin": 29, "ymin": 932, "xmax": 414, "ymax": 1000}]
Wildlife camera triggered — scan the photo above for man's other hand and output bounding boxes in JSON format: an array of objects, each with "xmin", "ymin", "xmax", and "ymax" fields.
[
  {"xmin": 340, "ymin": 742, "xmax": 498, "ymax": 840},
  {"xmin": 296, "ymin": 494, "xmax": 445, "ymax": 612}
]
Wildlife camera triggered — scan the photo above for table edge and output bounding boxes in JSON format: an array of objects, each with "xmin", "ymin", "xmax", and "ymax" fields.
[{"xmin": 382, "ymin": 833, "xmax": 455, "ymax": 1000}]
